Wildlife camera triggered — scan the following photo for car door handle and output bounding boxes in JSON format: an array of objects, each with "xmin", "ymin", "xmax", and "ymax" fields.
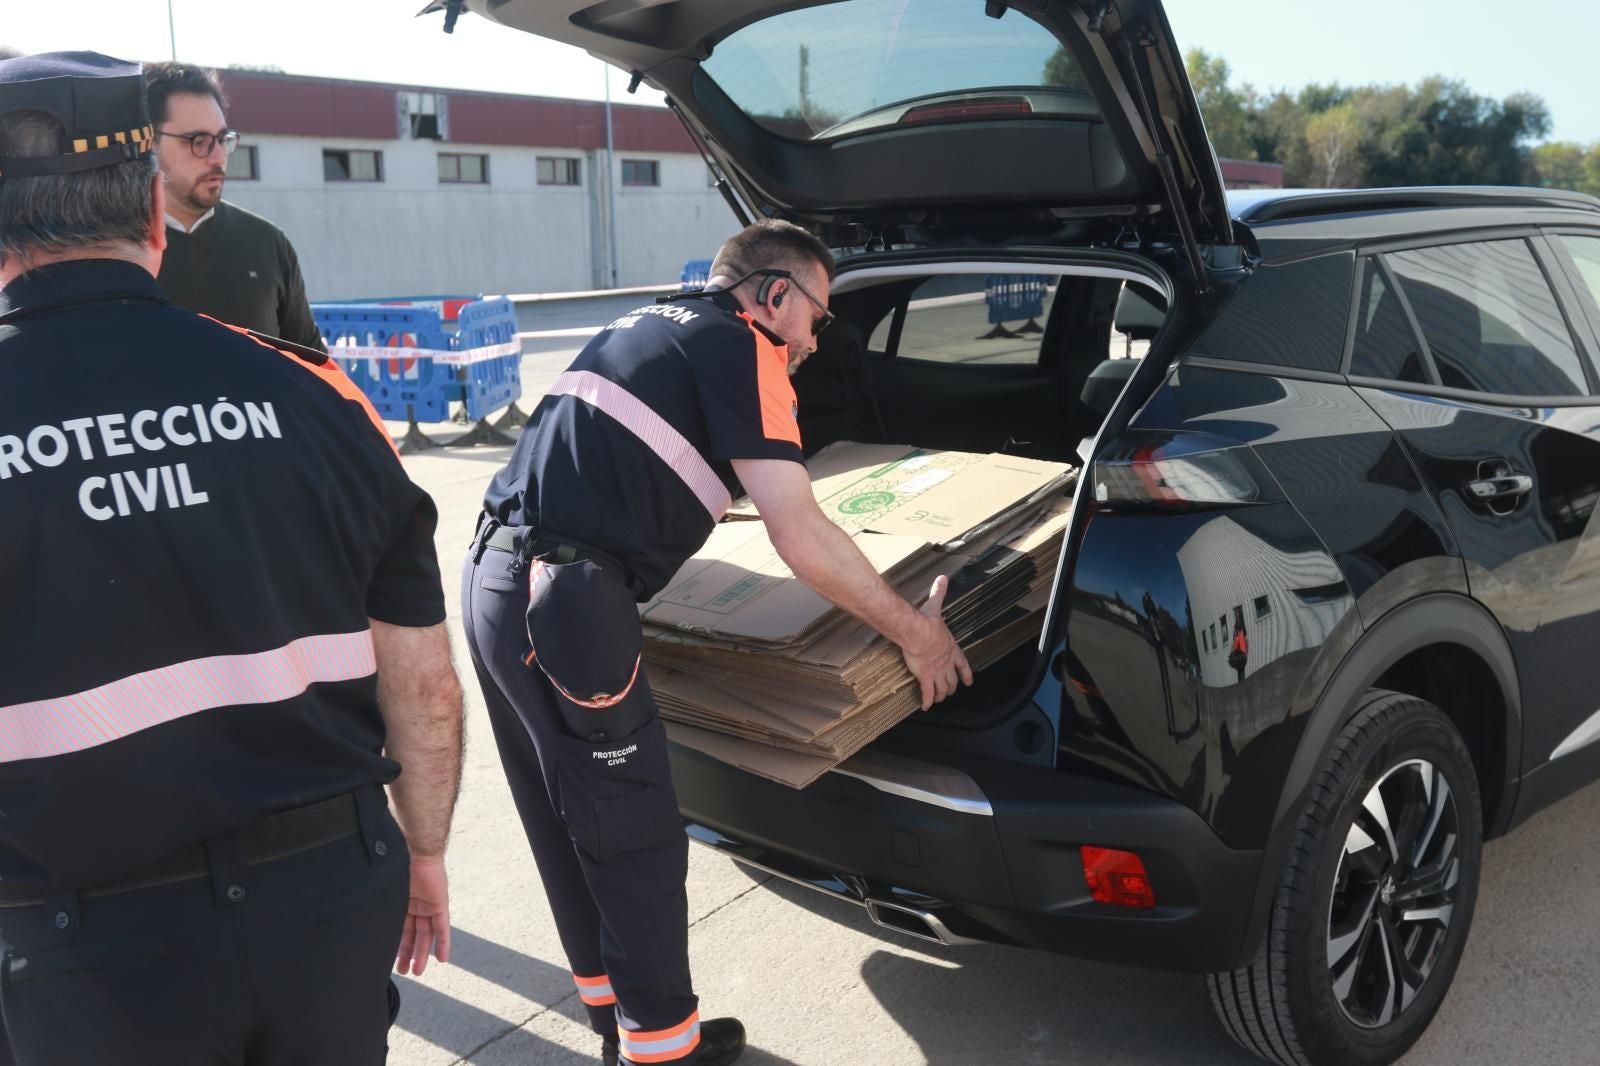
[{"xmin": 1464, "ymin": 474, "xmax": 1533, "ymax": 500}]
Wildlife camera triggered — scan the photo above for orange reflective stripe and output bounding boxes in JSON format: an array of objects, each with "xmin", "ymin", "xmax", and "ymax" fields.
[
  {"xmin": 203, "ymin": 315, "xmax": 399, "ymax": 460},
  {"xmin": 526, "ymin": 645, "xmax": 642, "ymax": 709},
  {"xmin": 618, "ymin": 1011, "xmax": 701, "ymax": 1063},
  {"xmin": 739, "ymin": 312, "xmax": 801, "ymax": 447},
  {"xmin": 573, "ymin": 972, "xmax": 616, "ymax": 1006}
]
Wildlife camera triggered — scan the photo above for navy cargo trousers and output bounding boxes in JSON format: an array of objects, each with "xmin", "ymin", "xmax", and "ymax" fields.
[
  {"xmin": 462, "ymin": 525, "xmax": 704, "ymax": 1065},
  {"xmin": 0, "ymin": 789, "xmax": 408, "ymax": 1066}
]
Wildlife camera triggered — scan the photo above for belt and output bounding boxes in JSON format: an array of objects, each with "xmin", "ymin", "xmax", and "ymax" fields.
[
  {"xmin": 0, "ymin": 792, "xmax": 362, "ymax": 907},
  {"xmin": 472, "ymin": 515, "xmax": 644, "ymax": 599}
]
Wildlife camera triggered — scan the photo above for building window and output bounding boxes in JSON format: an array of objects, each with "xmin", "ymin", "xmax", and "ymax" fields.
[
  {"xmin": 226, "ymin": 145, "xmax": 258, "ymax": 181},
  {"xmin": 438, "ymin": 152, "xmax": 488, "ymax": 184},
  {"xmin": 400, "ymin": 91, "xmax": 446, "ymax": 140},
  {"xmin": 537, "ymin": 157, "xmax": 581, "ymax": 186},
  {"xmin": 1254, "ymin": 595, "xmax": 1271, "ymax": 619},
  {"xmin": 621, "ymin": 159, "xmax": 660, "ymax": 186},
  {"xmin": 324, "ymin": 149, "xmax": 382, "ymax": 182}
]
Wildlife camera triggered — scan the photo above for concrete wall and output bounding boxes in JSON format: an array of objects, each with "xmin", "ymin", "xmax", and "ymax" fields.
[{"xmin": 223, "ymin": 134, "xmax": 736, "ymax": 300}]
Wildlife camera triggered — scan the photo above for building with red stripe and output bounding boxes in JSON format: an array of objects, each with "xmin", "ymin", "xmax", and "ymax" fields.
[{"xmin": 211, "ymin": 68, "xmax": 734, "ymax": 299}]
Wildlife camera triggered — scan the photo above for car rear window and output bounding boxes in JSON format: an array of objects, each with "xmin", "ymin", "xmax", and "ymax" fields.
[
  {"xmin": 701, "ymin": 0, "xmax": 1100, "ymax": 141},
  {"xmin": 1185, "ymin": 252, "xmax": 1354, "ymax": 374},
  {"xmin": 868, "ymin": 274, "xmax": 1061, "ymax": 366}
]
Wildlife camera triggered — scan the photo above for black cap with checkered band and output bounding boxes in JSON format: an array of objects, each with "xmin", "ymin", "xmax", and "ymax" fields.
[{"xmin": 0, "ymin": 51, "xmax": 153, "ymax": 180}]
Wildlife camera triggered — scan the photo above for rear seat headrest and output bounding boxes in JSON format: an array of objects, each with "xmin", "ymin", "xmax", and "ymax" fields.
[
  {"xmin": 1113, "ymin": 285, "xmax": 1167, "ymax": 340},
  {"xmin": 1080, "ymin": 358, "xmax": 1140, "ymax": 420}
]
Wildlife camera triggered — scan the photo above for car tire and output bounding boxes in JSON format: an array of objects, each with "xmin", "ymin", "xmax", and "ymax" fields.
[{"xmin": 1207, "ymin": 690, "xmax": 1483, "ymax": 1066}]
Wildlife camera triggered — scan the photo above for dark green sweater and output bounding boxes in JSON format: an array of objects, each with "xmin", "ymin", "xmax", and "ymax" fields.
[{"xmin": 157, "ymin": 200, "xmax": 324, "ymax": 351}]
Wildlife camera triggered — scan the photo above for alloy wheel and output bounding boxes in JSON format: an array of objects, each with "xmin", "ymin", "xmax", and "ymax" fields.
[{"xmin": 1326, "ymin": 757, "xmax": 1462, "ymax": 1029}]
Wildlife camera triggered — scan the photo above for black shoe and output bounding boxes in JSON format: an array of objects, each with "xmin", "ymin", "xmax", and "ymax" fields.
[
  {"xmin": 693, "ymin": 1017, "xmax": 746, "ymax": 1066},
  {"xmin": 607, "ymin": 1017, "xmax": 745, "ymax": 1065}
]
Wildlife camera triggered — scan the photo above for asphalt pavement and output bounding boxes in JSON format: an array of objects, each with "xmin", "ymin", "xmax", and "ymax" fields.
[{"xmin": 381, "ymin": 324, "xmax": 1600, "ymax": 1066}]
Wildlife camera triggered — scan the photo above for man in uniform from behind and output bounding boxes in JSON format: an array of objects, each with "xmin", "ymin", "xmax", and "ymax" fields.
[
  {"xmin": 144, "ymin": 61, "xmax": 326, "ymax": 351},
  {"xmin": 462, "ymin": 219, "xmax": 972, "ymax": 1065},
  {"xmin": 0, "ymin": 52, "xmax": 462, "ymax": 1065}
]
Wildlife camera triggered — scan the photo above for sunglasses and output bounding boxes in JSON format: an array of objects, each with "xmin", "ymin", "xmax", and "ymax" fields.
[
  {"xmin": 774, "ymin": 271, "xmax": 835, "ymax": 337},
  {"xmin": 730, "ymin": 267, "xmax": 835, "ymax": 336}
]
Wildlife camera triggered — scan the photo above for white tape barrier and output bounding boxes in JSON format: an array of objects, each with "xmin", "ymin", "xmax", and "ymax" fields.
[{"xmin": 327, "ymin": 339, "xmax": 522, "ymax": 367}]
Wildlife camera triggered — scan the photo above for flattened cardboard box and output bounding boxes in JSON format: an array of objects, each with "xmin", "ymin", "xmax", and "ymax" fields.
[
  {"xmin": 726, "ymin": 442, "xmax": 1070, "ymax": 547},
  {"xmin": 659, "ymin": 587, "xmax": 1053, "ymax": 789},
  {"xmin": 639, "ymin": 521, "xmax": 927, "ymax": 644}
]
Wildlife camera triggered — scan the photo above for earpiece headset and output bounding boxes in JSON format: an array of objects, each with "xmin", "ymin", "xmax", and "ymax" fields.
[
  {"xmin": 657, "ymin": 266, "xmax": 791, "ymax": 308},
  {"xmin": 756, "ymin": 272, "xmax": 786, "ymax": 308}
]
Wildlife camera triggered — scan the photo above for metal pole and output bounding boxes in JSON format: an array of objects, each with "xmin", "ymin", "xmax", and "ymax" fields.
[
  {"xmin": 167, "ymin": 0, "xmax": 177, "ymax": 60},
  {"xmin": 603, "ymin": 66, "xmax": 620, "ymax": 289}
]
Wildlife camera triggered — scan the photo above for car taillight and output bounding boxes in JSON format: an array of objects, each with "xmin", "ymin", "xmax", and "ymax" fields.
[
  {"xmin": 1091, "ymin": 433, "xmax": 1268, "ymax": 509},
  {"xmin": 1080, "ymin": 846, "xmax": 1156, "ymax": 908}
]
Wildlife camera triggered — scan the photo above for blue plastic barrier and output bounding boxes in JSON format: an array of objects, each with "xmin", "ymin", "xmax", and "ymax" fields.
[
  {"xmin": 456, "ymin": 297, "xmax": 521, "ymax": 422},
  {"xmin": 984, "ymin": 275, "xmax": 1048, "ymax": 324},
  {"xmin": 312, "ymin": 294, "xmax": 523, "ymax": 452},
  {"xmin": 681, "ymin": 258, "xmax": 714, "ymax": 291},
  {"xmin": 978, "ymin": 275, "xmax": 1049, "ymax": 339}
]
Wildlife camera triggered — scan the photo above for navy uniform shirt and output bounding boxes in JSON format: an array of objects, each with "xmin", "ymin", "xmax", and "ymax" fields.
[
  {"xmin": 484, "ymin": 291, "xmax": 804, "ymax": 599},
  {"xmin": 0, "ymin": 259, "xmax": 445, "ymax": 894}
]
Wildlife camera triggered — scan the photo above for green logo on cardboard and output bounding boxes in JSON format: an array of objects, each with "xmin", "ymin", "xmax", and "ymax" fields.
[{"xmin": 838, "ymin": 491, "xmax": 895, "ymax": 515}]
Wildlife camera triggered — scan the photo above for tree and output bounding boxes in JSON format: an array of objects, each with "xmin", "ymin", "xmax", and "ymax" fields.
[
  {"xmin": 1253, "ymin": 90, "xmax": 1312, "ymax": 184},
  {"xmin": 1584, "ymin": 151, "xmax": 1600, "ymax": 196},
  {"xmin": 1531, "ymin": 142, "xmax": 1591, "ymax": 192},
  {"xmin": 1185, "ymin": 49, "xmax": 1257, "ymax": 161},
  {"xmin": 1357, "ymin": 78, "xmax": 1550, "ymax": 187},
  {"xmin": 1305, "ymin": 104, "xmax": 1365, "ymax": 187},
  {"xmin": 1041, "ymin": 46, "xmax": 1088, "ymax": 93},
  {"xmin": 1047, "ymin": 44, "xmax": 1564, "ymax": 190}
]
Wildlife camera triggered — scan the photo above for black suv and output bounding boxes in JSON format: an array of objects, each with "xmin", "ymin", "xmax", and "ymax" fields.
[{"xmin": 456, "ymin": 1, "xmax": 1600, "ymax": 1062}]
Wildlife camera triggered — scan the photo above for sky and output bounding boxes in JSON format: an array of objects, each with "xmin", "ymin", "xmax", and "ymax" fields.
[{"xmin": 6, "ymin": 0, "xmax": 1600, "ymax": 143}]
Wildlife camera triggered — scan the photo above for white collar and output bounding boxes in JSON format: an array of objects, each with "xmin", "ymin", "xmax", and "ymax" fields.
[{"xmin": 165, "ymin": 207, "xmax": 217, "ymax": 234}]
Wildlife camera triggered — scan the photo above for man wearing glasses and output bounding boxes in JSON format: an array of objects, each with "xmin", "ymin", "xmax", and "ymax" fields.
[
  {"xmin": 461, "ymin": 219, "xmax": 969, "ymax": 1066},
  {"xmin": 144, "ymin": 63, "xmax": 324, "ymax": 351}
]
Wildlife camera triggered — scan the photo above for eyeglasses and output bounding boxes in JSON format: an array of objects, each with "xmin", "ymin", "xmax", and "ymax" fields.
[{"xmin": 158, "ymin": 128, "xmax": 240, "ymax": 158}]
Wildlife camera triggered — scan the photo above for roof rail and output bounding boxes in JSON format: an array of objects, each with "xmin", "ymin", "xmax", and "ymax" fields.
[{"xmin": 1231, "ymin": 186, "xmax": 1600, "ymax": 225}]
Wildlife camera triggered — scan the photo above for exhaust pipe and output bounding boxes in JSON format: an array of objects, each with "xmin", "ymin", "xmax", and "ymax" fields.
[
  {"xmin": 686, "ymin": 824, "xmax": 986, "ymax": 948},
  {"xmin": 865, "ymin": 898, "xmax": 973, "ymax": 946}
]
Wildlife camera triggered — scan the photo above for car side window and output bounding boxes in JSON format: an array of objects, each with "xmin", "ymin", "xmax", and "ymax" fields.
[
  {"xmin": 1554, "ymin": 235, "xmax": 1600, "ymax": 393},
  {"xmin": 866, "ymin": 274, "xmax": 1058, "ymax": 366},
  {"xmin": 1349, "ymin": 259, "xmax": 1429, "ymax": 384},
  {"xmin": 1559, "ymin": 235, "xmax": 1600, "ymax": 302},
  {"xmin": 1385, "ymin": 239, "xmax": 1586, "ymax": 397}
]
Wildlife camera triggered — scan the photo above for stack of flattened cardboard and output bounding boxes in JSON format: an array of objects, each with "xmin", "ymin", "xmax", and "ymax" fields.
[{"xmin": 640, "ymin": 443, "xmax": 1077, "ymax": 788}]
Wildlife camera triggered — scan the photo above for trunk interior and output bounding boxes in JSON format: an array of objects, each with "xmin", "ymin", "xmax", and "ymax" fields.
[{"xmin": 790, "ymin": 256, "xmax": 1172, "ymax": 763}]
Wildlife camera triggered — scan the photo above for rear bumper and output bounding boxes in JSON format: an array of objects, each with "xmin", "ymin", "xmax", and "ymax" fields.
[{"xmin": 669, "ymin": 740, "xmax": 1263, "ymax": 972}]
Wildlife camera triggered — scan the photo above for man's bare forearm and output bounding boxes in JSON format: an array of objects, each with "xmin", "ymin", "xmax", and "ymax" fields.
[{"xmin": 371, "ymin": 620, "xmax": 464, "ymax": 861}]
